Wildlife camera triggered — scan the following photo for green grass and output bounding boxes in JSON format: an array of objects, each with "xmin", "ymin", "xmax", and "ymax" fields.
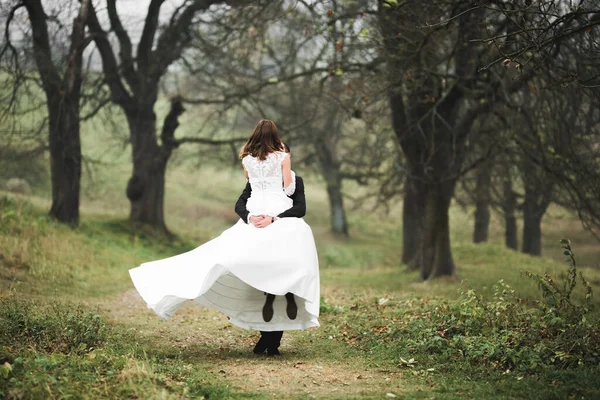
[
  {"xmin": 1, "ymin": 102, "xmax": 600, "ymax": 398},
  {"xmin": 0, "ymin": 198, "xmax": 264, "ymax": 399},
  {"xmin": 0, "ymin": 296, "xmax": 255, "ymax": 399},
  {"xmin": 2, "ymin": 179, "xmax": 599, "ymax": 398}
]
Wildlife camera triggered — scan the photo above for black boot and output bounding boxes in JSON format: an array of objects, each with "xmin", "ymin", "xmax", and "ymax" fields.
[
  {"xmin": 262, "ymin": 293, "xmax": 276, "ymax": 322},
  {"xmin": 267, "ymin": 347, "xmax": 281, "ymax": 356},
  {"xmin": 266, "ymin": 331, "xmax": 283, "ymax": 356},
  {"xmin": 285, "ymin": 292, "xmax": 297, "ymax": 320},
  {"xmin": 253, "ymin": 332, "xmax": 268, "ymax": 355}
]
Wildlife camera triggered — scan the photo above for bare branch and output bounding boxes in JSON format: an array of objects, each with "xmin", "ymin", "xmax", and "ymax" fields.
[
  {"xmin": 137, "ymin": 0, "xmax": 165, "ymax": 73},
  {"xmin": 153, "ymin": 0, "xmax": 246, "ymax": 80},
  {"xmin": 23, "ymin": 0, "xmax": 61, "ymax": 92},
  {"xmin": 87, "ymin": 1, "xmax": 133, "ymax": 109},
  {"xmin": 0, "ymin": 2, "xmax": 24, "ymax": 61},
  {"xmin": 106, "ymin": 0, "xmax": 138, "ymax": 92},
  {"xmin": 64, "ymin": 0, "xmax": 91, "ymax": 96}
]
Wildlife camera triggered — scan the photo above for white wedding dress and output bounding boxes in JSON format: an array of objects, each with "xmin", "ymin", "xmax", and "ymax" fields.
[{"xmin": 129, "ymin": 151, "xmax": 320, "ymax": 331}]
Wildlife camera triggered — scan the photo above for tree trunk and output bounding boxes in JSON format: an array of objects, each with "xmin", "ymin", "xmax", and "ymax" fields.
[
  {"xmin": 315, "ymin": 91, "xmax": 348, "ymax": 236},
  {"xmin": 124, "ymin": 99, "xmax": 184, "ymax": 231},
  {"xmin": 473, "ymin": 201, "xmax": 490, "ymax": 244},
  {"xmin": 521, "ymin": 186, "xmax": 552, "ymax": 256},
  {"xmin": 473, "ymin": 159, "xmax": 492, "ymax": 243},
  {"xmin": 504, "ymin": 210, "xmax": 518, "ymax": 250},
  {"xmin": 47, "ymin": 94, "xmax": 81, "ymax": 224},
  {"xmin": 521, "ymin": 158, "xmax": 553, "ymax": 256},
  {"xmin": 24, "ymin": 0, "xmax": 89, "ymax": 225},
  {"xmin": 412, "ymin": 180, "xmax": 456, "ymax": 280},
  {"xmin": 522, "ymin": 211, "xmax": 542, "ymax": 256},
  {"xmin": 323, "ymin": 167, "xmax": 348, "ymax": 236},
  {"xmin": 502, "ymin": 171, "xmax": 518, "ymax": 250},
  {"xmin": 126, "ymin": 108, "xmax": 168, "ymax": 231},
  {"xmin": 402, "ymin": 173, "xmax": 427, "ymax": 266}
]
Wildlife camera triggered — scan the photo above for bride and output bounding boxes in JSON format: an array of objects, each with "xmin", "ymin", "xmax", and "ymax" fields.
[{"xmin": 129, "ymin": 120, "xmax": 320, "ymax": 333}]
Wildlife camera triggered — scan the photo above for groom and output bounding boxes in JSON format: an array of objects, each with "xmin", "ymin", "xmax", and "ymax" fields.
[{"xmin": 234, "ymin": 143, "xmax": 306, "ymax": 356}]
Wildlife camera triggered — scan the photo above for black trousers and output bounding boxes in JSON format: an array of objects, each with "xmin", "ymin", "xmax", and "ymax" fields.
[{"xmin": 259, "ymin": 330, "xmax": 283, "ymax": 349}]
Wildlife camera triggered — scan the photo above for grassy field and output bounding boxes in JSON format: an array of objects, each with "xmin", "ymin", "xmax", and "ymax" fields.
[{"xmin": 1, "ymin": 109, "xmax": 600, "ymax": 399}]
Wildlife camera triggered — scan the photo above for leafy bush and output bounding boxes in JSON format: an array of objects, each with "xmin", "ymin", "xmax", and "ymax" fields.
[
  {"xmin": 408, "ymin": 279, "xmax": 598, "ymax": 371},
  {"xmin": 523, "ymin": 239, "xmax": 593, "ymax": 320},
  {"xmin": 338, "ymin": 240, "xmax": 599, "ymax": 373},
  {"xmin": 0, "ymin": 295, "xmax": 107, "ymax": 355},
  {"xmin": 394, "ymin": 242, "xmax": 598, "ymax": 371}
]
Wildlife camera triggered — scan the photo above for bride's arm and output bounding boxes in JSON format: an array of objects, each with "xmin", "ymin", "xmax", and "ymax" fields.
[
  {"xmin": 243, "ymin": 164, "xmax": 248, "ymax": 180},
  {"xmin": 282, "ymin": 154, "xmax": 294, "ymax": 195}
]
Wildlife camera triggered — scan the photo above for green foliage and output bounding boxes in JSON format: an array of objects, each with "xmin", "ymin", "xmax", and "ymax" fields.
[
  {"xmin": 0, "ymin": 195, "xmax": 46, "ymax": 235},
  {"xmin": 0, "ymin": 196, "xmax": 19, "ymax": 228},
  {"xmin": 407, "ymin": 278, "xmax": 599, "ymax": 371},
  {"xmin": 0, "ymin": 296, "xmax": 254, "ymax": 399},
  {"xmin": 1, "ymin": 350, "xmax": 249, "ymax": 400},
  {"xmin": 0, "ymin": 296, "xmax": 107, "ymax": 355},
  {"xmin": 2, "ymin": 139, "xmax": 600, "ymax": 398},
  {"xmin": 522, "ymin": 239, "xmax": 593, "ymax": 317},
  {"xmin": 322, "ymin": 241, "xmax": 599, "ymax": 380}
]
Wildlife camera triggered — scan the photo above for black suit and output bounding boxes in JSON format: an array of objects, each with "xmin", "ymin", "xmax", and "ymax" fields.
[
  {"xmin": 235, "ymin": 176, "xmax": 306, "ymax": 223},
  {"xmin": 234, "ymin": 175, "xmax": 306, "ymax": 353}
]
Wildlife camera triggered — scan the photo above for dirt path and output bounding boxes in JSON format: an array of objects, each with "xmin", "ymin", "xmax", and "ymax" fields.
[{"xmin": 98, "ymin": 289, "xmax": 407, "ymax": 399}]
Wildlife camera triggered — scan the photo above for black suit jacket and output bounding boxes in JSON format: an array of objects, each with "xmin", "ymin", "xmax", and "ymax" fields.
[{"xmin": 234, "ymin": 176, "xmax": 306, "ymax": 223}]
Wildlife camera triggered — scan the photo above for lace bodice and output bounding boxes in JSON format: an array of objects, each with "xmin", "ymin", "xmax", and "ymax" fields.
[{"xmin": 242, "ymin": 152, "xmax": 295, "ymax": 196}]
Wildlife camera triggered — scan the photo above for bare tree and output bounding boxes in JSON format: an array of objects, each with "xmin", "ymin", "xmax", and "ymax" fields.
[
  {"xmin": 85, "ymin": 0, "xmax": 255, "ymax": 232},
  {"xmin": 502, "ymin": 1, "xmax": 600, "ymax": 242},
  {"xmin": 515, "ymin": 81, "xmax": 600, "ymax": 240},
  {"xmin": 2, "ymin": 0, "xmax": 90, "ymax": 224},
  {"xmin": 178, "ymin": 0, "xmax": 387, "ymax": 236},
  {"xmin": 379, "ymin": 1, "xmax": 488, "ymax": 278}
]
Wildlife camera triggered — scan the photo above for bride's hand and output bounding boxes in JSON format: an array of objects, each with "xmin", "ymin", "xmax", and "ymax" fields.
[{"xmin": 253, "ymin": 216, "xmax": 273, "ymax": 228}]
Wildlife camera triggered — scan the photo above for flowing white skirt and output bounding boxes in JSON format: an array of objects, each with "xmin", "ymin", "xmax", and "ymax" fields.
[{"xmin": 129, "ymin": 197, "xmax": 320, "ymax": 331}]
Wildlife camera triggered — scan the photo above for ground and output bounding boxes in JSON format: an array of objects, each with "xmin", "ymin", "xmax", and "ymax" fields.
[
  {"xmin": 1, "ymin": 165, "xmax": 600, "ymax": 399},
  {"xmin": 100, "ymin": 285, "xmax": 400, "ymax": 399}
]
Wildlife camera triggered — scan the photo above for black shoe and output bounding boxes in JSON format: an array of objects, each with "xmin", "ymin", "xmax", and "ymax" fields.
[
  {"xmin": 285, "ymin": 293, "xmax": 297, "ymax": 320},
  {"xmin": 262, "ymin": 294, "xmax": 275, "ymax": 322},
  {"xmin": 253, "ymin": 337, "xmax": 268, "ymax": 355},
  {"xmin": 266, "ymin": 347, "xmax": 281, "ymax": 356}
]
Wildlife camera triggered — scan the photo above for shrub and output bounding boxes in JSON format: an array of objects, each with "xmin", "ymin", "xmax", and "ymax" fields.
[
  {"xmin": 0, "ymin": 295, "xmax": 108, "ymax": 355},
  {"xmin": 350, "ymin": 240, "xmax": 600, "ymax": 373},
  {"xmin": 418, "ymin": 241, "xmax": 597, "ymax": 370},
  {"xmin": 523, "ymin": 239, "xmax": 593, "ymax": 320}
]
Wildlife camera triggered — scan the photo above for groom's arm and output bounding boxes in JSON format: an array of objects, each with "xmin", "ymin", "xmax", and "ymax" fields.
[
  {"xmin": 277, "ymin": 176, "xmax": 306, "ymax": 219},
  {"xmin": 234, "ymin": 181, "xmax": 253, "ymax": 223}
]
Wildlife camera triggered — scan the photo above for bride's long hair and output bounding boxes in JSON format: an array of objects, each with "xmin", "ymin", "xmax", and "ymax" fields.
[{"xmin": 239, "ymin": 119, "xmax": 283, "ymax": 161}]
